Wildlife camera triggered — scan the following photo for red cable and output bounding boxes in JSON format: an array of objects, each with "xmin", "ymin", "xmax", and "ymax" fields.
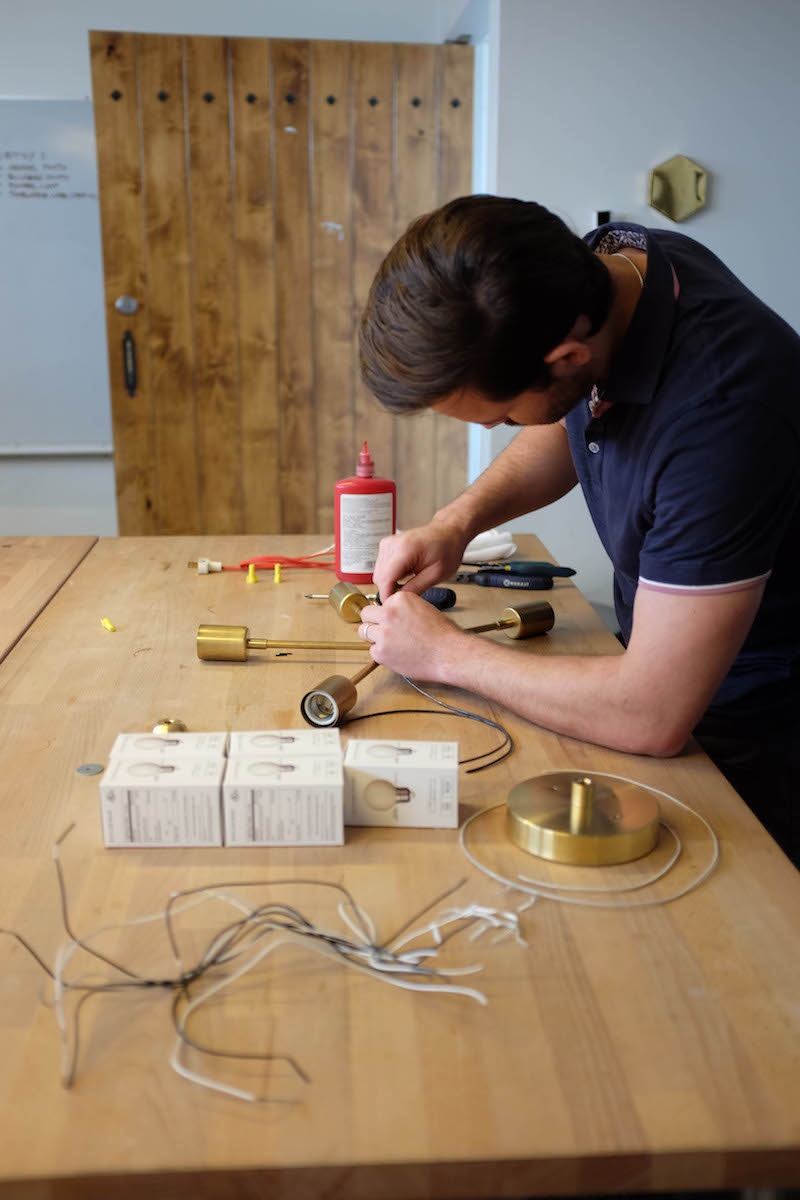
[{"xmin": 222, "ymin": 553, "xmax": 336, "ymax": 572}]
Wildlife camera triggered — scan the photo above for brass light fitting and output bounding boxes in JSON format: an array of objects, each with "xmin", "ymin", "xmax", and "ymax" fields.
[
  {"xmin": 507, "ymin": 771, "xmax": 660, "ymax": 866},
  {"xmin": 196, "ymin": 623, "xmax": 367, "ymax": 662},
  {"xmin": 300, "ymin": 600, "xmax": 555, "ymax": 727}
]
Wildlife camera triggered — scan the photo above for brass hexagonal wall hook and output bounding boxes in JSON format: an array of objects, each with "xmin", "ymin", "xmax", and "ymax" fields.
[{"xmin": 649, "ymin": 154, "xmax": 708, "ymax": 222}]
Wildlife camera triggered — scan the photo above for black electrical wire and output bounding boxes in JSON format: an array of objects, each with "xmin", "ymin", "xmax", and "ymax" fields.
[{"xmin": 342, "ymin": 676, "xmax": 515, "ymax": 774}]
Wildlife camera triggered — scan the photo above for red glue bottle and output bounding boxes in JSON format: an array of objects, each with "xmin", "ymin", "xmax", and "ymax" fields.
[{"xmin": 334, "ymin": 442, "xmax": 396, "ymax": 584}]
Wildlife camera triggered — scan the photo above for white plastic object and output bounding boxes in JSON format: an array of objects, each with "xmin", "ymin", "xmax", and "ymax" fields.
[
  {"xmin": 461, "ymin": 528, "xmax": 517, "ymax": 564},
  {"xmin": 197, "ymin": 557, "xmax": 223, "ymax": 574}
]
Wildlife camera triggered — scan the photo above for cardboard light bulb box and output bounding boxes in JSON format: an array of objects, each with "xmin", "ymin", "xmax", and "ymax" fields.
[
  {"xmin": 109, "ymin": 731, "xmax": 229, "ymax": 759},
  {"xmin": 227, "ymin": 729, "xmax": 342, "ymax": 758},
  {"xmin": 343, "ymin": 739, "xmax": 459, "ymax": 828},
  {"xmin": 222, "ymin": 755, "xmax": 344, "ymax": 846},
  {"xmin": 99, "ymin": 756, "xmax": 226, "ymax": 847}
]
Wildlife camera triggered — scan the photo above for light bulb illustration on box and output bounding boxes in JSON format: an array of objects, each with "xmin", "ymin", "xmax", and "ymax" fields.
[
  {"xmin": 127, "ymin": 762, "xmax": 178, "ymax": 779},
  {"xmin": 361, "ymin": 779, "xmax": 413, "ymax": 812},
  {"xmin": 132, "ymin": 736, "xmax": 181, "ymax": 751},
  {"xmin": 247, "ymin": 734, "xmax": 297, "ymax": 749},
  {"xmin": 364, "ymin": 744, "xmax": 415, "ymax": 762},
  {"xmin": 246, "ymin": 761, "xmax": 297, "ymax": 779}
]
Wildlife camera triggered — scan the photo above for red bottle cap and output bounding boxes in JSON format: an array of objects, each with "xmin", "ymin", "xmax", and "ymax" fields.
[{"xmin": 356, "ymin": 440, "xmax": 375, "ymax": 478}]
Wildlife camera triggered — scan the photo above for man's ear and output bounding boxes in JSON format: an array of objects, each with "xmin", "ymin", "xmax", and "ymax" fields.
[{"xmin": 543, "ymin": 337, "xmax": 592, "ymax": 375}]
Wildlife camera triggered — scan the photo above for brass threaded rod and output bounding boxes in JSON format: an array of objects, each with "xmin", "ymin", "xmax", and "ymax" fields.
[
  {"xmin": 350, "ymin": 661, "xmax": 380, "ymax": 685},
  {"xmin": 245, "ymin": 637, "xmax": 367, "ymax": 651},
  {"xmin": 462, "ymin": 616, "xmax": 515, "ymax": 635}
]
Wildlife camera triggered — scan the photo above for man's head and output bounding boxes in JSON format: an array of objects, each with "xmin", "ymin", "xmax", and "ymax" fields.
[{"xmin": 359, "ymin": 194, "xmax": 612, "ymax": 418}]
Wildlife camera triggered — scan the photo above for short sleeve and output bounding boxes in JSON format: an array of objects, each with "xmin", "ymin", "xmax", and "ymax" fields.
[{"xmin": 638, "ymin": 395, "xmax": 800, "ymax": 594}]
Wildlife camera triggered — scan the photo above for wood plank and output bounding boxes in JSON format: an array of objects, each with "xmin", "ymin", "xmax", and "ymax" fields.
[
  {"xmin": 89, "ymin": 31, "xmax": 157, "ymax": 536},
  {"xmin": 437, "ymin": 44, "xmax": 473, "ymax": 206},
  {"xmin": 271, "ymin": 40, "xmax": 316, "ymax": 534},
  {"xmin": 309, "ymin": 40, "xmax": 356, "ymax": 532},
  {"xmin": 185, "ymin": 35, "xmax": 243, "ymax": 534},
  {"xmin": 229, "ymin": 38, "xmax": 281, "ymax": 534},
  {"xmin": 394, "ymin": 44, "xmax": 441, "ymax": 529},
  {"xmin": 0, "ymin": 536, "xmax": 96, "ymax": 663},
  {"xmin": 138, "ymin": 33, "xmax": 201, "ymax": 535},
  {"xmin": 434, "ymin": 43, "xmax": 473, "ymax": 512},
  {"xmin": 0, "ymin": 535, "xmax": 798, "ymax": 1196},
  {"xmin": 92, "ymin": 34, "xmax": 473, "ymax": 539},
  {"xmin": 351, "ymin": 42, "xmax": 397, "ymax": 492}
]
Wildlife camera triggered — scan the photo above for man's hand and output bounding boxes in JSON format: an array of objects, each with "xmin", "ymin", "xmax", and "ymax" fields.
[
  {"xmin": 357, "ymin": 592, "xmax": 468, "ymax": 682},
  {"xmin": 371, "ymin": 519, "xmax": 468, "ymax": 599}
]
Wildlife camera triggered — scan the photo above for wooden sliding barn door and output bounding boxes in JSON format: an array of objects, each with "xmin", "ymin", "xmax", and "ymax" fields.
[{"xmin": 90, "ymin": 31, "xmax": 473, "ymax": 536}]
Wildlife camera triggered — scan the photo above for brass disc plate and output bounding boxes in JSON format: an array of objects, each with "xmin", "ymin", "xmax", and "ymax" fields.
[{"xmin": 507, "ymin": 771, "xmax": 660, "ymax": 866}]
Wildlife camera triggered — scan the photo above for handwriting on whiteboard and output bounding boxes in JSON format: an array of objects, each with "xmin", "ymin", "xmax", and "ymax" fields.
[{"xmin": 0, "ymin": 150, "xmax": 98, "ymax": 201}]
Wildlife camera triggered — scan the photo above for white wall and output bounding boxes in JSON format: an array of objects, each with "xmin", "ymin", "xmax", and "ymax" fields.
[
  {"xmin": 475, "ymin": 0, "xmax": 800, "ymax": 628},
  {"xmin": 1, "ymin": 1, "xmax": 459, "ymax": 98},
  {"xmin": 0, "ymin": 0, "xmax": 461, "ymax": 537}
]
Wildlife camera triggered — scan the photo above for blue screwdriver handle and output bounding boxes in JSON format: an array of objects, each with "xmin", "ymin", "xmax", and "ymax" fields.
[
  {"xmin": 471, "ymin": 560, "xmax": 576, "ymax": 578},
  {"xmin": 469, "ymin": 572, "xmax": 553, "ymax": 591}
]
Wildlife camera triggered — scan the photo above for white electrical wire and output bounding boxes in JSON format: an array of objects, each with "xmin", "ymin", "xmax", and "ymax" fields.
[{"xmin": 459, "ymin": 772, "xmax": 720, "ymax": 909}]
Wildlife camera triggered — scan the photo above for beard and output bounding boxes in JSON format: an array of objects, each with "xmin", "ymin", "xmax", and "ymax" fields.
[
  {"xmin": 503, "ymin": 364, "xmax": 596, "ymax": 426},
  {"xmin": 541, "ymin": 364, "xmax": 596, "ymax": 424}
]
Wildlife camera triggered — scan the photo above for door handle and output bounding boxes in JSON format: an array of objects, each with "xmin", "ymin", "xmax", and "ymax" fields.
[{"xmin": 122, "ymin": 330, "xmax": 137, "ymax": 397}]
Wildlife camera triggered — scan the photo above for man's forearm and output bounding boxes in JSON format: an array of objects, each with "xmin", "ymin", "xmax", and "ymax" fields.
[
  {"xmin": 441, "ymin": 635, "xmax": 677, "ymax": 757},
  {"xmin": 430, "ymin": 425, "xmax": 578, "ymax": 544}
]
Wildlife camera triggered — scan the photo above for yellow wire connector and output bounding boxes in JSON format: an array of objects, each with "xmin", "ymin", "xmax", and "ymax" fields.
[
  {"xmin": 100, "ymin": 617, "xmax": 116, "ymax": 632},
  {"xmin": 246, "ymin": 563, "xmax": 258, "ymax": 584},
  {"xmin": 273, "ymin": 563, "xmax": 282, "ymax": 584}
]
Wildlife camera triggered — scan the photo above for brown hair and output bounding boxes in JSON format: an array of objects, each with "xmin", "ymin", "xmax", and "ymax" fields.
[{"xmin": 359, "ymin": 194, "xmax": 611, "ymax": 412}]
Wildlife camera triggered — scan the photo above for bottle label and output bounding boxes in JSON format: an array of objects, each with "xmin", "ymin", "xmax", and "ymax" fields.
[{"xmin": 339, "ymin": 492, "xmax": 394, "ymax": 574}]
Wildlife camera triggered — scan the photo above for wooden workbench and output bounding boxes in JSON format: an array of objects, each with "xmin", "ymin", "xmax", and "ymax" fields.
[
  {"xmin": 0, "ymin": 535, "xmax": 96, "ymax": 663},
  {"xmin": 0, "ymin": 535, "xmax": 797, "ymax": 1198}
]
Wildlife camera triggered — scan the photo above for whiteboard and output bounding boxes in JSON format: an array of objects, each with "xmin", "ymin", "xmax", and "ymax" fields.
[{"xmin": 0, "ymin": 100, "xmax": 111, "ymax": 450}]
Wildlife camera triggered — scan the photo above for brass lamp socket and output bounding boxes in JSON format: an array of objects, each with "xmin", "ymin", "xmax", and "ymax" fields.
[{"xmin": 301, "ymin": 675, "xmax": 358, "ymax": 727}]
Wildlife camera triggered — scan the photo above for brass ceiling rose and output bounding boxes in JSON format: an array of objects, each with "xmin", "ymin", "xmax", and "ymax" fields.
[{"xmin": 507, "ymin": 771, "xmax": 660, "ymax": 866}]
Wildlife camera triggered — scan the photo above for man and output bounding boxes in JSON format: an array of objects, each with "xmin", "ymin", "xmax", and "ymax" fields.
[{"xmin": 356, "ymin": 195, "xmax": 800, "ymax": 863}]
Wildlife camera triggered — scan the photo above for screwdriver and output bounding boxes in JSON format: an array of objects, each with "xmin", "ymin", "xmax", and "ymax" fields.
[
  {"xmin": 456, "ymin": 571, "xmax": 553, "ymax": 590},
  {"xmin": 467, "ymin": 560, "xmax": 575, "ymax": 577}
]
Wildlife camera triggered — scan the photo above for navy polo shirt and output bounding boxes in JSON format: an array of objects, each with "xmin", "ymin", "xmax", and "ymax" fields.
[{"xmin": 565, "ymin": 223, "xmax": 800, "ymax": 708}]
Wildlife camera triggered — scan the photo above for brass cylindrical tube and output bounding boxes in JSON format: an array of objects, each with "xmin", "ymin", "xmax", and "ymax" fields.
[
  {"xmin": 569, "ymin": 777, "xmax": 594, "ymax": 835},
  {"xmin": 501, "ymin": 601, "xmax": 555, "ymax": 639},
  {"xmin": 329, "ymin": 581, "xmax": 371, "ymax": 623},
  {"xmin": 197, "ymin": 624, "xmax": 250, "ymax": 661}
]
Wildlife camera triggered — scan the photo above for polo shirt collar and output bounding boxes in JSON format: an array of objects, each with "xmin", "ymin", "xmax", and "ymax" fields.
[{"xmin": 585, "ymin": 222, "xmax": 678, "ymax": 408}]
